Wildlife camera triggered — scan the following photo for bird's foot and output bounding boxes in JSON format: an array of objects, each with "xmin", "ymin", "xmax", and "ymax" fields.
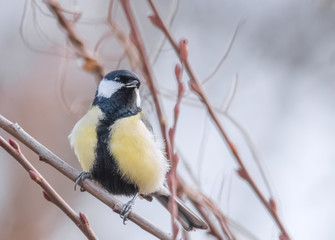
[
  {"xmin": 120, "ymin": 194, "xmax": 138, "ymax": 225},
  {"xmin": 74, "ymin": 172, "xmax": 92, "ymax": 192}
]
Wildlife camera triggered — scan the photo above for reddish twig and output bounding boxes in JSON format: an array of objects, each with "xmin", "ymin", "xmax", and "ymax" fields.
[
  {"xmin": 178, "ymin": 178, "xmax": 235, "ymax": 240},
  {"xmin": 167, "ymin": 64, "xmax": 185, "ymax": 238},
  {"xmin": 201, "ymin": 21, "xmax": 243, "ymax": 85},
  {"xmin": 0, "ymin": 137, "xmax": 98, "ymax": 240},
  {"xmin": 0, "ymin": 114, "xmax": 171, "ymax": 240},
  {"xmin": 106, "ymin": 0, "xmax": 141, "ymax": 70},
  {"xmin": 147, "ymin": 1, "xmax": 290, "ymax": 239},
  {"xmin": 45, "ymin": 0, "xmax": 104, "ymax": 81},
  {"xmin": 120, "ymin": 0, "xmax": 170, "ymax": 159}
]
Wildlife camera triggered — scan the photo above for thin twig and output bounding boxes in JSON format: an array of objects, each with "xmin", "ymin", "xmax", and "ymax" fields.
[
  {"xmin": 150, "ymin": 0, "xmax": 180, "ymax": 65},
  {"xmin": 44, "ymin": 0, "xmax": 104, "ymax": 81},
  {"xmin": 0, "ymin": 136, "xmax": 98, "ymax": 240},
  {"xmin": 0, "ymin": 114, "xmax": 171, "ymax": 240},
  {"xmin": 178, "ymin": 177, "xmax": 235, "ymax": 240},
  {"xmin": 147, "ymin": 1, "xmax": 290, "ymax": 239},
  {"xmin": 202, "ymin": 21, "xmax": 244, "ymax": 85},
  {"xmin": 167, "ymin": 64, "xmax": 185, "ymax": 238},
  {"xmin": 221, "ymin": 74, "xmax": 238, "ymax": 112},
  {"xmin": 175, "ymin": 148, "xmax": 200, "ymax": 188},
  {"xmin": 106, "ymin": 0, "xmax": 141, "ymax": 70},
  {"xmin": 120, "ymin": 0, "xmax": 170, "ymax": 157}
]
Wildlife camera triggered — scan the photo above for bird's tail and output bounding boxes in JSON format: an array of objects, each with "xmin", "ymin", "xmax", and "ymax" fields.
[{"xmin": 154, "ymin": 188, "xmax": 208, "ymax": 231}]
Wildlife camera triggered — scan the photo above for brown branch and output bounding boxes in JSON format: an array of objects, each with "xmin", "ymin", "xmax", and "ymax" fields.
[
  {"xmin": 0, "ymin": 137, "xmax": 98, "ymax": 240},
  {"xmin": 201, "ymin": 21, "xmax": 243, "ymax": 85},
  {"xmin": 120, "ymin": 0, "xmax": 170, "ymax": 159},
  {"xmin": 166, "ymin": 64, "xmax": 185, "ymax": 238},
  {"xmin": 178, "ymin": 177, "xmax": 235, "ymax": 240},
  {"xmin": 147, "ymin": 1, "xmax": 290, "ymax": 239},
  {"xmin": 45, "ymin": 0, "xmax": 104, "ymax": 81},
  {"xmin": 106, "ymin": 0, "xmax": 141, "ymax": 71},
  {"xmin": 0, "ymin": 114, "xmax": 171, "ymax": 240}
]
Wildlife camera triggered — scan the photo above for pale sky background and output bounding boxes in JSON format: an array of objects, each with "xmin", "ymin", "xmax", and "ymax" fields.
[{"xmin": 0, "ymin": 0, "xmax": 334, "ymax": 240}]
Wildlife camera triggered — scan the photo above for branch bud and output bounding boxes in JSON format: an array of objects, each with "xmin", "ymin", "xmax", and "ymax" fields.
[
  {"xmin": 29, "ymin": 170, "xmax": 41, "ymax": 182},
  {"xmin": 148, "ymin": 14, "xmax": 162, "ymax": 28},
  {"xmin": 237, "ymin": 168, "xmax": 247, "ymax": 180},
  {"xmin": 179, "ymin": 39, "xmax": 188, "ymax": 63},
  {"xmin": 9, "ymin": 139, "xmax": 20, "ymax": 151},
  {"xmin": 42, "ymin": 191, "xmax": 52, "ymax": 202},
  {"xmin": 79, "ymin": 212, "xmax": 90, "ymax": 227},
  {"xmin": 175, "ymin": 64, "xmax": 182, "ymax": 82},
  {"xmin": 280, "ymin": 233, "xmax": 289, "ymax": 240}
]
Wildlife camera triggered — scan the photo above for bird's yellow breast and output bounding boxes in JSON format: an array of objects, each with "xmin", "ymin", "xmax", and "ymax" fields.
[
  {"xmin": 110, "ymin": 114, "xmax": 168, "ymax": 195},
  {"xmin": 69, "ymin": 106, "xmax": 102, "ymax": 172}
]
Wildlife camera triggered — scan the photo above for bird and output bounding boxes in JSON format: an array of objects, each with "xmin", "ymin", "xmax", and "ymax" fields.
[{"xmin": 69, "ymin": 69, "xmax": 208, "ymax": 231}]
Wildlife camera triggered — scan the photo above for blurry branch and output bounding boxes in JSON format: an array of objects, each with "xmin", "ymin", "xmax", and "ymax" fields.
[
  {"xmin": 221, "ymin": 75, "xmax": 274, "ymax": 198},
  {"xmin": 166, "ymin": 64, "xmax": 185, "ymax": 238},
  {"xmin": 160, "ymin": 77, "xmax": 274, "ymax": 199},
  {"xmin": 196, "ymin": 116, "xmax": 209, "ymax": 188},
  {"xmin": 202, "ymin": 22, "xmax": 243, "ymax": 85},
  {"xmin": 120, "ymin": 0, "xmax": 237, "ymax": 238},
  {"xmin": 147, "ymin": 1, "xmax": 290, "ymax": 239},
  {"xmin": 221, "ymin": 75, "xmax": 238, "ymax": 112},
  {"xmin": 44, "ymin": 0, "xmax": 104, "ymax": 81},
  {"xmin": 120, "ymin": 2, "xmax": 236, "ymax": 239},
  {"xmin": 106, "ymin": 0, "xmax": 141, "ymax": 70},
  {"xmin": 150, "ymin": 0, "xmax": 179, "ymax": 65},
  {"xmin": 20, "ymin": 0, "xmax": 60, "ymax": 55},
  {"xmin": 0, "ymin": 137, "xmax": 98, "ymax": 240},
  {"xmin": 176, "ymin": 148, "xmax": 200, "ymax": 188},
  {"xmin": 178, "ymin": 178, "xmax": 235, "ymax": 240},
  {"xmin": 121, "ymin": 0, "xmax": 235, "ymax": 239},
  {"xmin": 120, "ymin": 0, "xmax": 170, "ymax": 158},
  {"xmin": 226, "ymin": 217, "xmax": 260, "ymax": 240},
  {"xmin": 0, "ymin": 114, "xmax": 171, "ymax": 240}
]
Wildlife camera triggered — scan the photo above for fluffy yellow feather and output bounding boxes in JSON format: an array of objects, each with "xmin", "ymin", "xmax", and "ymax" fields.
[
  {"xmin": 110, "ymin": 113, "xmax": 168, "ymax": 195},
  {"xmin": 69, "ymin": 106, "xmax": 102, "ymax": 172}
]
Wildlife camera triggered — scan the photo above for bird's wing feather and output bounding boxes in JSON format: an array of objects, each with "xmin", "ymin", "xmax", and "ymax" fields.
[
  {"xmin": 139, "ymin": 111, "xmax": 154, "ymax": 133},
  {"xmin": 154, "ymin": 186, "xmax": 208, "ymax": 231}
]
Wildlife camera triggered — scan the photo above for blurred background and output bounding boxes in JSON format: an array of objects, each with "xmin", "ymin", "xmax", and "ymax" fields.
[{"xmin": 1, "ymin": 0, "xmax": 335, "ymax": 239}]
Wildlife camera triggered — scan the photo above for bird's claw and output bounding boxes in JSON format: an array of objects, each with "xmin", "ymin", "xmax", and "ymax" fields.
[
  {"xmin": 120, "ymin": 200, "xmax": 134, "ymax": 225},
  {"xmin": 120, "ymin": 193, "xmax": 138, "ymax": 225},
  {"xmin": 74, "ymin": 172, "xmax": 92, "ymax": 192}
]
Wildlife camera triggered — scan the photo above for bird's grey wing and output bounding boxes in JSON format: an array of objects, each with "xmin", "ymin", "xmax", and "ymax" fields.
[
  {"xmin": 140, "ymin": 111, "xmax": 154, "ymax": 133},
  {"xmin": 154, "ymin": 187, "xmax": 208, "ymax": 231}
]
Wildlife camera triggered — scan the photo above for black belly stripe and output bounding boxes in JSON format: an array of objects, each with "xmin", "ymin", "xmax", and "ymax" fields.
[{"xmin": 91, "ymin": 107, "xmax": 141, "ymax": 196}]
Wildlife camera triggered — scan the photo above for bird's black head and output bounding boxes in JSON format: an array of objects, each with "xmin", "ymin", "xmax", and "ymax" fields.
[
  {"xmin": 92, "ymin": 70, "xmax": 141, "ymax": 119},
  {"xmin": 104, "ymin": 70, "xmax": 141, "ymax": 88}
]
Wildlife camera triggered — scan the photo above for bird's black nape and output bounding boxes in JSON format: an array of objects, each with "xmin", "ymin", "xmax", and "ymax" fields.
[{"xmin": 104, "ymin": 70, "xmax": 140, "ymax": 85}]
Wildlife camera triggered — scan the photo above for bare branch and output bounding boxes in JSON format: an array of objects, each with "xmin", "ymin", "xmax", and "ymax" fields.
[
  {"xmin": 166, "ymin": 64, "xmax": 185, "ymax": 238},
  {"xmin": 0, "ymin": 137, "xmax": 98, "ymax": 240},
  {"xmin": 202, "ymin": 21, "xmax": 244, "ymax": 85},
  {"xmin": 45, "ymin": 0, "xmax": 104, "ymax": 81},
  {"xmin": 106, "ymin": 0, "xmax": 141, "ymax": 71},
  {"xmin": 221, "ymin": 74, "xmax": 238, "ymax": 112},
  {"xmin": 0, "ymin": 114, "xmax": 172, "ymax": 240},
  {"xmin": 150, "ymin": 0, "xmax": 180, "ymax": 65},
  {"xmin": 120, "ymin": 0, "xmax": 170, "ymax": 159},
  {"xmin": 147, "ymin": 1, "xmax": 290, "ymax": 239}
]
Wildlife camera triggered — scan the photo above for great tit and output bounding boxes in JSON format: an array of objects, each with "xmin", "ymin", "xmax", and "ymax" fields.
[{"xmin": 69, "ymin": 70, "xmax": 207, "ymax": 231}]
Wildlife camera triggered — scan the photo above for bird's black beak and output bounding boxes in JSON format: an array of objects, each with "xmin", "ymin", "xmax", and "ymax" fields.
[{"xmin": 124, "ymin": 79, "xmax": 139, "ymax": 88}]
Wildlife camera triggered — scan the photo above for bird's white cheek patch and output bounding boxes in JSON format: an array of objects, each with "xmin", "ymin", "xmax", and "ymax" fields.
[
  {"xmin": 135, "ymin": 88, "xmax": 141, "ymax": 107},
  {"xmin": 97, "ymin": 79, "xmax": 123, "ymax": 98}
]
